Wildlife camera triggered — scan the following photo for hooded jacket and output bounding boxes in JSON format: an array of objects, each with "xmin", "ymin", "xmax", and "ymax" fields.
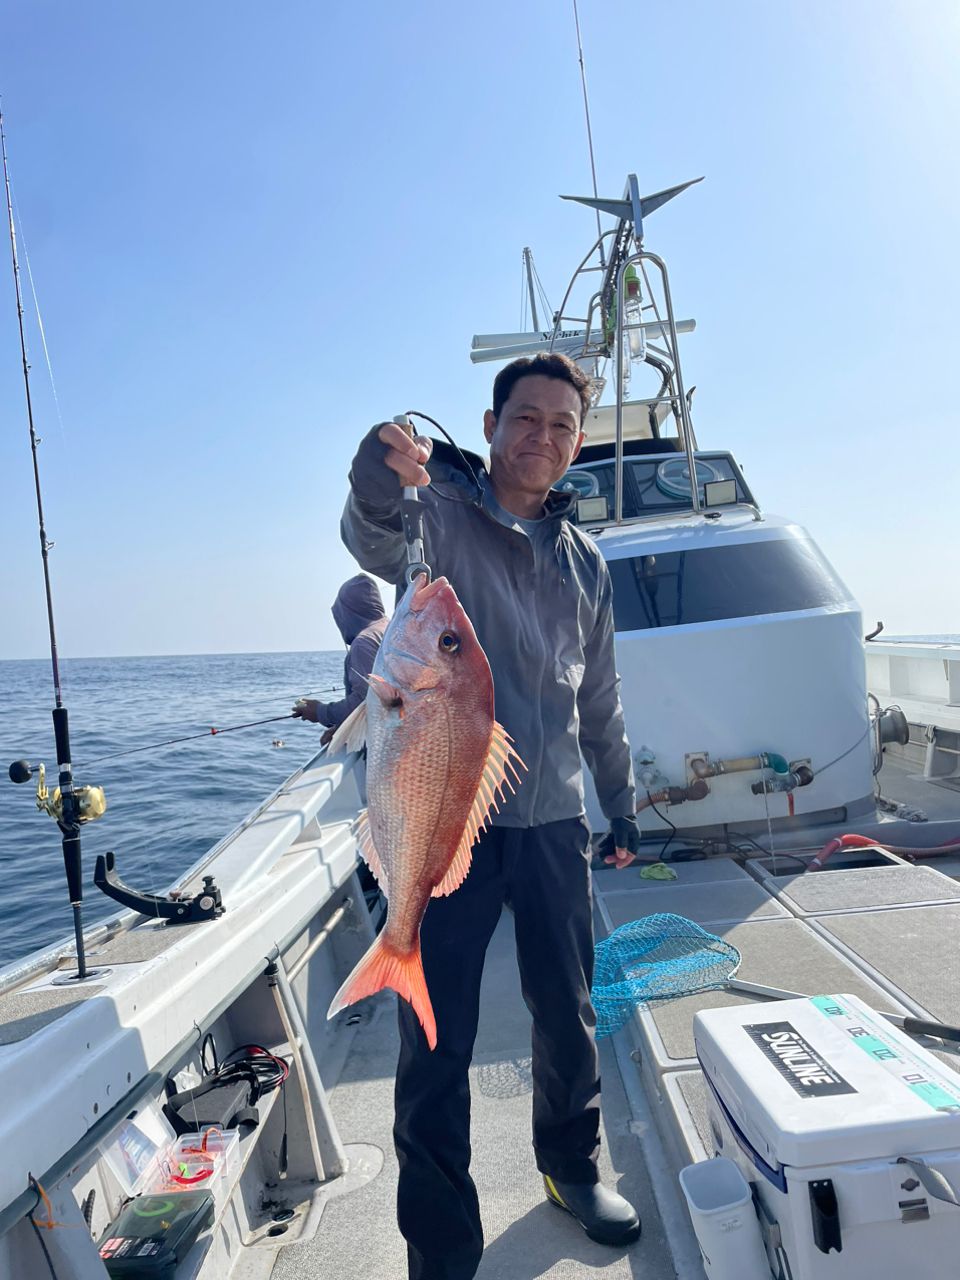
[
  {"xmin": 318, "ymin": 573, "xmax": 388, "ymax": 729},
  {"xmin": 341, "ymin": 431, "xmax": 635, "ymax": 828}
]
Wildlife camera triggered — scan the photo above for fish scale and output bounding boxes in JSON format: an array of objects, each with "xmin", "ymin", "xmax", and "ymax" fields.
[{"xmin": 326, "ymin": 573, "xmax": 525, "ymax": 1048}]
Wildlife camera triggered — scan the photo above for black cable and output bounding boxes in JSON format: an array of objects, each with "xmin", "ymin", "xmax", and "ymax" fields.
[
  {"xmin": 726, "ymin": 829, "xmax": 772, "ymax": 857},
  {"xmin": 645, "ymin": 790, "xmax": 678, "ymax": 862},
  {"xmin": 200, "ymin": 1031, "xmax": 219, "ymax": 1076},
  {"xmin": 815, "ymin": 722, "xmax": 871, "ymax": 779},
  {"xmin": 218, "ymin": 1044, "xmax": 289, "ymax": 1094},
  {"xmin": 727, "ymin": 829, "xmax": 809, "ymax": 873},
  {"xmin": 28, "ymin": 1216, "xmax": 58, "ymax": 1280},
  {"xmin": 768, "ymin": 853, "xmax": 809, "ymax": 873},
  {"xmin": 278, "ymin": 1078, "xmax": 289, "ymax": 1179},
  {"xmin": 27, "ymin": 1177, "xmax": 59, "ymax": 1280},
  {"xmin": 405, "ymin": 410, "xmax": 483, "ymax": 499}
]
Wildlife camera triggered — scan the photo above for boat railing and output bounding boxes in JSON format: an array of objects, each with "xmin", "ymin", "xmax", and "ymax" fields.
[
  {"xmin": 548, "ymin": 175, "xmax": 706, "ymax": 525},
  {"xmin": 0, "ymin": 745, "xmax": 361, "ymax": 998},
  {"xmin": 611, "ymin": 249, "xmax": 699, "ymax": 522},
  {"xmin": 865, "ymin": 640, "xmax": 960, "ymax": 776}
]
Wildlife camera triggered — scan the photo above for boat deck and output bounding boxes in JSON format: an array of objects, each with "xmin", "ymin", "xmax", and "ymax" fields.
[
  {"xmin": 273, "ymin": 908, "xmax": 678, "ymax": 1279},
  {"xmin": 1, "ymin": 752, "xmax": 956, "ymax": 1279},
  {"xmin": 275, "ymin": 754, "xmax": 960, "ymax": 1279}
]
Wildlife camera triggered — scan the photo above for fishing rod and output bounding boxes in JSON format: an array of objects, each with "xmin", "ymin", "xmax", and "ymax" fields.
[
  {"xmin": 79, "ymin": 715, "xmax": 297, "ymax": 767},
  {"xmin": 3, "ymin": 114, "xmax": 340, "ymax": 958},
  {"xmin": 2, "ymin": 107, "xmax": 101, "ymax": 980},
  {"xmin": 77, "ymin": 685, "xmax": 345, "ymax": 766}
]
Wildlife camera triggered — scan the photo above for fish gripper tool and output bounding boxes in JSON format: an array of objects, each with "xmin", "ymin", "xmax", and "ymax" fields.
[{"xmin": 394, "ymin": 413, "xmax": 431, "ymax": 585}]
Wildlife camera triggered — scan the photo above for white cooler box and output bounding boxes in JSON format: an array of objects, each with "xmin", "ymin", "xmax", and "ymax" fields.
[{"xmin": 693, "ymin": 993, "xmax": 960, "ymax": 1279}]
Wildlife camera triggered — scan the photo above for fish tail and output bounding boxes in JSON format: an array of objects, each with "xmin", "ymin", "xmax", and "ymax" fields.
[{"xmin": 327, "ymin": 934, "xmax": 437, "ymax": 1050}]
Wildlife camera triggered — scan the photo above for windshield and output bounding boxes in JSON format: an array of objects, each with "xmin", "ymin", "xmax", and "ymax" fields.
[{"xmin": 558, "ymin": 453, "xmax": 751, "ymax": 521}]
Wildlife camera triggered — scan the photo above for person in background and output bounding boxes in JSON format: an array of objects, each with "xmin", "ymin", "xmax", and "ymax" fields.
[{"xmin": 293, "ymin": 572, "xmax": 387, "ymax": 744}]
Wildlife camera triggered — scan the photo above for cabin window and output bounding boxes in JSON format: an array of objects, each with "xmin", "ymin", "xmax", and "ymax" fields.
[
  {"xmin": 559, "ymin": 453, "xmax": 751, "ymax": 519},
  {"xmin": 607, "ymin": 538, "xmax": 849, "ymax": 631}
]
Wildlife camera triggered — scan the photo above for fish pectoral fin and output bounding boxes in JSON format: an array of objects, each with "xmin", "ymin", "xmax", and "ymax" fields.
[
  {"xmin": 326, "ymin": 700, "xmax": 367, "ymax": 755},
  {"xmin": 355, "ymin": 810, "xmax": 389, "ymax": 896},
  {"xmin": 368, "ymin": 673, "xmax": 403, "ymax": 708},
  {"xmin": 430, "ymin": 720, "xmax": 527, "ymax": 899},
  {"xmin": 327, "ymin": 934, "xmax": 437, "ymax": 1050}
]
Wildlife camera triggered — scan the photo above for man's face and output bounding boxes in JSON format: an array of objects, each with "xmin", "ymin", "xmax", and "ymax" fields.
[{"xmin": 483, "ymin": 374, "xmax": 584, "ymax": 498}]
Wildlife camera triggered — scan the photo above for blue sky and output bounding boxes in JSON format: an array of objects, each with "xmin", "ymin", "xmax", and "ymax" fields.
[{"xmin": 1, "ymin": 0, "xmax": 957, "ymax": 658}]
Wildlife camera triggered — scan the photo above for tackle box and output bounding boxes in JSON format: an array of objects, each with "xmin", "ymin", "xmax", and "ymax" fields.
[
  {"xmin": 97, "ymin": 1189, "xmax": 214, "ymax": 1279},
  {"xmin": 148, "ymin": 1127, "xmax": 240, "ymax": 1215}
]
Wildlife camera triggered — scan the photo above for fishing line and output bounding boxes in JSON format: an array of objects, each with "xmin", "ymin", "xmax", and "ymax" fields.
[
  {"xmin": 10, "ymin": 186, "xmax": 67, "ymax": 442},
  {"xmin": 2, "ymin": 109, "xmax": 64, "ymax": 707},
  {"xmin": 78, "ymin": 687, "xmax": 345, "ymax": 767}
]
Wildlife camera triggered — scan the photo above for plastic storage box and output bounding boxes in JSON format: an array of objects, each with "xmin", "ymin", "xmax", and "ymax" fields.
[
  {"xmin": 97, "ymin": 1189, "xmax": 214, "ymax": 1279},
  {"xmin": 694, "ymin": 993, "xmax": 960, "ymax": 1279},
  {"xmin": 149, "ymin": 1127, "xmax": 241, "ymax": 1215}
]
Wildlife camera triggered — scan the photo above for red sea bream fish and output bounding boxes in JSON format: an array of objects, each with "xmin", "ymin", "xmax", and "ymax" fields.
[{"xmin": 326, "ymin": 572, "xmax": 524, "ymax": 1048}]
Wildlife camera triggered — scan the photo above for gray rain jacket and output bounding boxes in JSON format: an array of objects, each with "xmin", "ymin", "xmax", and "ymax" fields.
[{"xmin": 341, "ymin": 434, "xmax": 635, "ymax": 829}]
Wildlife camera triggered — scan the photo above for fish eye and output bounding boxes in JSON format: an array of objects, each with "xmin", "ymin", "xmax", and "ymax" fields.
[{"xmin": 438, "ymin": 630, "xmax": 461, "ymax": 654}]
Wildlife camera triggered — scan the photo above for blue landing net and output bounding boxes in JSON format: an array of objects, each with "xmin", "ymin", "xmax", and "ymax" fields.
[{"xmin": 592, "ymin": 913, "xmax": 741, "ymax": 1038}]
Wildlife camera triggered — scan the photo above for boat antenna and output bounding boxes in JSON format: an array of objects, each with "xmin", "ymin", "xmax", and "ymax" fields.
[
  {"xmin": 2, "ymin": 106, "xmax": 94, "ymax": 981},
  {"xmin": 522, "ymin": 247, "xmax": 540, "ymax": 332},
  {"xmin": 572, "ymin": 0, "xmax": 605, "ymax": 268}
]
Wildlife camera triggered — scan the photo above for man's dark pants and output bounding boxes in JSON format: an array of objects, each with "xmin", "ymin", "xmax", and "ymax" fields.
[{"xmin": 394, "ymin": 817, "xmax": 600, "ymax": 1280}]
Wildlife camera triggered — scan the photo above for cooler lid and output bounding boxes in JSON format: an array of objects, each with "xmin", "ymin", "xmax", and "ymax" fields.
[{"xmin": 694, "ymin": 993, "xmax": 960, "ymax": 1169}]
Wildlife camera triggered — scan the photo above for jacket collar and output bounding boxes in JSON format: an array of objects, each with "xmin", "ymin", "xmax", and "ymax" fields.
[{"xmin": 426, "ymin": 438, "xmax": 578, "ymax": 523}]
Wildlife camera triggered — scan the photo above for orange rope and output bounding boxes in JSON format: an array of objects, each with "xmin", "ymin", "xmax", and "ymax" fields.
[{"xmin": 27, "ymin": 1174, "xmax": 88, "ymax": 1231}]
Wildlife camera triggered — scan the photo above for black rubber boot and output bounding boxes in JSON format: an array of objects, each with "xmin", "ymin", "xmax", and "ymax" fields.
[{"xmin": 543, "ymin": 1175, "xmax": 642, "ymax": 1246}]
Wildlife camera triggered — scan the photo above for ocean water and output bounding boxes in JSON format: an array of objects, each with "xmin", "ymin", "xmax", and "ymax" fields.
[
  {"xmin": 0, "ymin": 652, "xmax": 345, "ymax": 970},
  {"xmin": 883, "ymin": 635, "xmax": 960, "ymax": 644}
]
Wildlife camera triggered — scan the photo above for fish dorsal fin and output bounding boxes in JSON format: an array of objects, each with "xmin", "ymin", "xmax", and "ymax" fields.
[
  {"xmin": 327, "ymin": 700, "xmax": 367, "ymax": 756},
  {"xmin": 431, "ymin": 721, "xmax": 526, "ymax": 898},
  {"xmin": 355, "ymin": 809, "xmax": 389, "ymax": 896}
]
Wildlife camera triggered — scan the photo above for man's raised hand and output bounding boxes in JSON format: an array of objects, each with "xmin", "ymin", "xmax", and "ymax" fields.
[{"xmin": 377, "ymin": 421, "xmax": 433, "ymax": 488}]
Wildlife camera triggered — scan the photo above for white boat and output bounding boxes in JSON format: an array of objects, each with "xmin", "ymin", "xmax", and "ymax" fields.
[{"xmin": 2, "ymin": 171, "xmax": 958, "ymax": 1280}]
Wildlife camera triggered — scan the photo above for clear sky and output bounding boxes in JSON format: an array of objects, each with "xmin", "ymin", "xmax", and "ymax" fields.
[{"xmin": 1, "ymin": 0, "xmax": 957, "ymax": 658}]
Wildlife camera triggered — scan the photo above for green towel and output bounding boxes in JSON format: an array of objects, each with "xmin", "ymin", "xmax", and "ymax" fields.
[{"xmin": 639, "ymin": 862, "xmax": 677, "ymax": 881}]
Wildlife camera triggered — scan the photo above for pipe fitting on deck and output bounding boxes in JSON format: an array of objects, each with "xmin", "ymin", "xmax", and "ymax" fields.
[
  {"xmin": 691, "ymin": 751, "xmax": 790, "ymax": 779},
  {"xmin": 636, "ymin": 779, "xmax": 708, "ymax": 812},
  {"xmin": 750, "ymin": 764, "xmax": 814, "ymax": 795}
]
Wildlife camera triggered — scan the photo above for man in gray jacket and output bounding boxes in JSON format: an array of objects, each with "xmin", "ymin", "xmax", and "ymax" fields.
[{"xmin": 342, "ymin": 353, "xmax": 642, "ymax": 1280}]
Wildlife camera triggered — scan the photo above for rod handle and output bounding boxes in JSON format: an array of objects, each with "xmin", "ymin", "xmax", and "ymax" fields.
[{"xmin": 899, "ymin": 1017, "xmax": 960, "ymax": 1045}]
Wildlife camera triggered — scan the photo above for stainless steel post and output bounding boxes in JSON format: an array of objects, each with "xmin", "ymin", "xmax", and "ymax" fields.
[{"xmin": 267, "ymin": 958, "xmax": 347, "ymax": 1181}]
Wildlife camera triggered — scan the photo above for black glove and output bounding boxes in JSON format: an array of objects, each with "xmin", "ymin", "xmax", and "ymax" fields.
[
  {"xmin": 349, "ymin": 425, "xmax": 403, "ymax": 508},
  {"xmin": 610, "ymin": 815, "xmax": 642, "ymax": 854}
]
